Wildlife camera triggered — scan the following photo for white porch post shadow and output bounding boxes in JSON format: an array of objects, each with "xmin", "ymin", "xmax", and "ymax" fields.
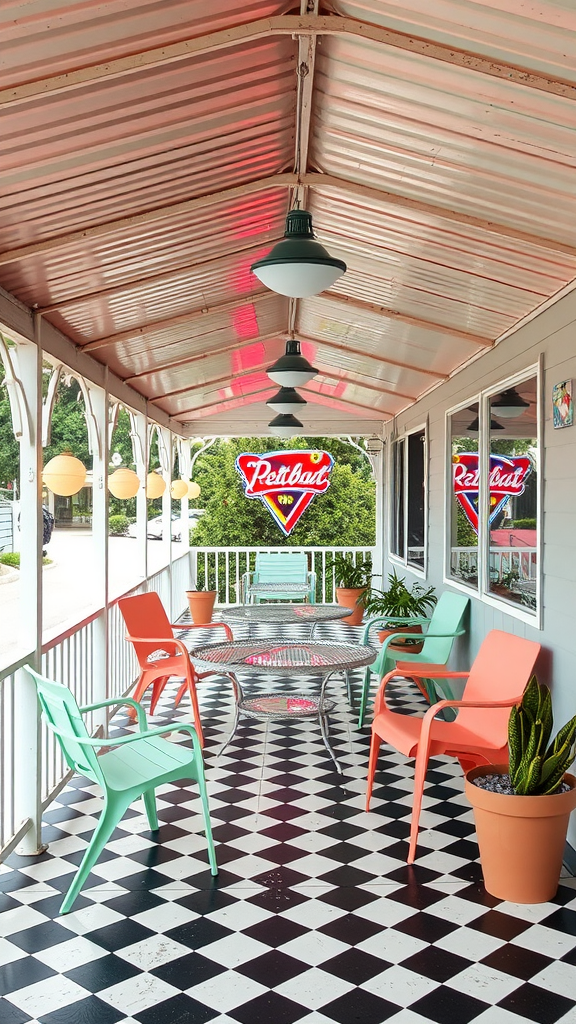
[{"xmin": 15, "ymin": 325, "xmax": 45, "ymax": 855}]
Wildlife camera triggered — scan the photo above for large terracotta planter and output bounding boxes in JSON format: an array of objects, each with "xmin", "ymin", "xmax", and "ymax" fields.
[
  {"xmin": 186, "ymin": 590, "xmax": 216, "ymax": 625},
  {"xmin": 335, "ymin": 587, "xmax": 366, "ymax": 626},
  {"xmin": 465, "ymin": 764, "xmax": 576, "ymax": 903},
  {"xmin": 378, "ymin": 623, "xmax": 423, "ymax": 653}
]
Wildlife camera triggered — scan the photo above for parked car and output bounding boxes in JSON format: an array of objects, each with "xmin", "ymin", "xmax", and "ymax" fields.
[{"xmin": 127, "ymin": 510, "xmax": 204, "ymax": 542}]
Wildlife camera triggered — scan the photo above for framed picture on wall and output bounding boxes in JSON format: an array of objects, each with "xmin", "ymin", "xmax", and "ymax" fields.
[{"xmin": 552, "ymin": 380, "xmax": 573, "ymax": 428}]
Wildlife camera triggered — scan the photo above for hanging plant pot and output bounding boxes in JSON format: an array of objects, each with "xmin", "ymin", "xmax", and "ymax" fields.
[
  {"xmin": 465, "ymin": 764, "xmax": 576, "ymax": 903},
  {"xmin": 378, "ymin": 623, "xmax": 424, "ymax": 652},
  {"xmin": 186, "ymin": 590, "xmax": 216, "ymax": 625},
  {"xmin": 335, "ymin": 587, "xmax": 367, "ymax": 626}
]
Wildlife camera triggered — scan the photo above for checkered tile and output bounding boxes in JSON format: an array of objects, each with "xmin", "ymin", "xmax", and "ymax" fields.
[{"xmin": 1, "ymin": 617, "xmax": 576, "ymax": 1024}]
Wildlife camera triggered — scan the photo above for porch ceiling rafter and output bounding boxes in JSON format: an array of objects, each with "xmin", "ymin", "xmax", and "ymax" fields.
[
  {"xmin": 4, "ymin": 171, "xmax": 575, "ymax": 273},
  {"xmin": 2, "ymin": 14, "xmax": 575, "ymax": 109},
  {"xmin": 294, "ymin": 333, "xmax": 449, "ymax": 381},
  {"xmin": 318, "ymin": 292, "xmax": 493, "ymax": 347}
]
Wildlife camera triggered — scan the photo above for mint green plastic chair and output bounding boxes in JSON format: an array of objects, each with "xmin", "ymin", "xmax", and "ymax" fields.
[
  {"xmin": 26, "ymin": 666, "xmax": 217, "ymax": 914},
  {"xmin": 357, "ymin": 591, "xmax": 469, "ymax": 727}
]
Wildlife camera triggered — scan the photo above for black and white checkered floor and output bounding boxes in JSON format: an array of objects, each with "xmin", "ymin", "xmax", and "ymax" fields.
[{"xmin": 2, "ymin": 620, "xmax": 576, "ymax": 1024}]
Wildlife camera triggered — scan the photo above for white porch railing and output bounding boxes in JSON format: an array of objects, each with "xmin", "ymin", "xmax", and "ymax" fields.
[
  {"xmin": 450, "ymin": 546, "xmax": 538, "ymax": 582},
  {"xmin": 191, "ymin": 546, "xmax": 376, "ymax": 604},
  {"xmin": 0, "ymin": 544, "xmax": 373, "ymax": 860},
  {"xmin": 0, "ymin": 550, "xmax": 193, "ymax": 858}
]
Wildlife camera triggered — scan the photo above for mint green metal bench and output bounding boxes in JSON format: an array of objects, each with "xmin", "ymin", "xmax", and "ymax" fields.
[
  {"xmin": 26, "ymin": 666, "xmax": 217, "ymax": 914},
  {"xmin": 241, "ymin": 551, "xmax": 316, "ymax": 604}
]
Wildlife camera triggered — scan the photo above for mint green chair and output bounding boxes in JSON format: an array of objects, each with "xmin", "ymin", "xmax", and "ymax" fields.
[
  {"xmin": 26, "ymin": 666, "xmax": 217, "ymax": 914},
  {"xmin": 357, "ymin": 591, "xmax": 469, "ymax": 728}
]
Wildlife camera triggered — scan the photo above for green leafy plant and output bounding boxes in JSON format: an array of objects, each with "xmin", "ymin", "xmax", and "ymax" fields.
[
  {"xmin": 0, "ymin": 552, "xmax": 20, "ymax": 567},
  {"xmin": 109, "ymin": 514, "xmax": 129, "ymax": 536},
  {"xmin": 326, "ymin": 553, "xmax": 373, "ymax": 590},
  {"xmin": 508, "ymin": 677, "xmax": 576, "ymax": 795},
  {"xmin": 361, "ymin": 569, "xmax": 436, "ymax": 619}
]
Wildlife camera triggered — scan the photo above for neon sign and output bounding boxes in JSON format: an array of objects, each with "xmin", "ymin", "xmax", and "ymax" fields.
[
  {"xmin": 453, "ymin": 452, "xmax": 533, "ymax": 533},
  {"xmin": 235, "ymin": 449, "xmax": 334, "ymax": 535}
]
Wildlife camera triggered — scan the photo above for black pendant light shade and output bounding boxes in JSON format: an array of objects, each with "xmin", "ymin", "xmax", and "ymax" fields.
[
  {"xmin": 491, "ymin": 387, "xmax": 530, "ymax": 418},
  {"xmin": 267, "ymin": 340, "xmax": 318, "ymax": 387},
  {"xmin": 266, "ymin": 387, "xmax": 307, "ymax": 415},
  {"xmin": 467, "ymin": 415, "xmax": 504, "ymax": 432},
  {"xmin": 251, "ymin": 210, "xmax": 346, "ymax": 298},
  {"xmin": 268, "ymin": 413, "xmax": 304, "ymax": 438}
]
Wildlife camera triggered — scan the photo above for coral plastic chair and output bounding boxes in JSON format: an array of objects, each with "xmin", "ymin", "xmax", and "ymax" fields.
[
  {"xmin": 26, "ymin": 665, "xmax": 217, "ymax": 914},
  {"xmin": 366, "ymin": 629, "xmax": 541, "ymax": 863},
  {"xmin": 358, "ymin": 591, "xmax": 470, "ymax": 727},
  {"xmin": 118, "ymin": 591, "xmax": 232, "ymax": 746}
]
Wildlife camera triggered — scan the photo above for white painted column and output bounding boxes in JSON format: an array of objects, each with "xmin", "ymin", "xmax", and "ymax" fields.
[
  {"xmin": 14, "ymin": 323, "xmax": 44, "ymax": 854},
  {"xmin": 88, "ymin": 377, "xmax": 109, "ymax": 728},
  {"xmin": 373, "ymin": 448, "xmax": 385, "ymax": 589},
  {"xmin": 130, "ymin": 410, "xmax": 148, "ymax": 584}
]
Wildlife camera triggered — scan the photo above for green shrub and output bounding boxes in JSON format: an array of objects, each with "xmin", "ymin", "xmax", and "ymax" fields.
[
  {"xmin": 510, "ymin": 518, "xmax": 536, "ymax": 530},
  {"xmin": 109, "ymin": 514, "xmax": 129, "ymax": 536},
  {"xmin": 0, "ymin": 552, "xmax": 20, "ymax": 567}
]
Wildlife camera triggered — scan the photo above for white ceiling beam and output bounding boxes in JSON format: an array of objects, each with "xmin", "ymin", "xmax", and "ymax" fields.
[
  {"xmin": 318, "ymin": 291, "xmax": 493, "ymax": 346},
  {"xmin": 2, "ymin": 15, "xmax": 575, "ymax": 108}
]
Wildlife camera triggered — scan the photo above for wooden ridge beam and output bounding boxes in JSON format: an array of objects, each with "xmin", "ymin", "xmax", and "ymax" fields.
[
  {"xmin": 2, "ymin": 15, "xmax": 575, "ymax": 108},
  {"xmin": 318, "ymin": 291, "xmax": 493, "ymax": 346}
]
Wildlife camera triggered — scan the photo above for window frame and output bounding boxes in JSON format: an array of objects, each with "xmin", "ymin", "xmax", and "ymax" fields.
[
  {"xmin": 444, "ymin": 364, "xmax": 542, "ymax": 627},
  {"xmin": 388, "ymin": 422, "xmax": 428, "ymax": 577}
]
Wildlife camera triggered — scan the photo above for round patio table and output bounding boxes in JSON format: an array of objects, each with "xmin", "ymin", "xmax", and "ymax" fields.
[
  {"xmin": 222, "ymin": 603, "xmax": 353, "ymax": 639},
  {"xmin": 191, "ymin": 639, "xmax": 377, "ymax": 771}
]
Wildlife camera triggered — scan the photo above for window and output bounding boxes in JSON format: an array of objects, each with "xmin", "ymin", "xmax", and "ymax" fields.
[
  {"xmin": 390, "ymin": 428, "xmax": 426, "ymax": 571},
  {"xmin": 447, "ymin": 371, "xmax": 539, "ymax": 619}
]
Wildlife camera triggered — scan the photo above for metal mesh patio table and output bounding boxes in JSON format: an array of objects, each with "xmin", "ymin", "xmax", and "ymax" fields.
[
  {"xmin": 190, "ymin": 639, "xmax": 377, "ymax": 771},
  {"xmin": 222, "ymin": 603, "xmax": 353, "ymax": 638}
]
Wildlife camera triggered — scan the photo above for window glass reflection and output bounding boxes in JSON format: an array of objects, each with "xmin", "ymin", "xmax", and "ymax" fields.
[{"xmin": 449, "ymin": 402, "xmax": 479, "ymax": 588}]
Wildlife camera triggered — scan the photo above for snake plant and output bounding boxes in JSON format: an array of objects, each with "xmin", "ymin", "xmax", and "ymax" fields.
[{"xmin": 508, "ymin": 677, "xmax": 576, "ymax": 795}]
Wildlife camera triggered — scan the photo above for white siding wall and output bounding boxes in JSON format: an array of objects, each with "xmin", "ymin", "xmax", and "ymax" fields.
[{"xmin": 381, "ymin": 288, "xmax": 576, "ymax": 847}]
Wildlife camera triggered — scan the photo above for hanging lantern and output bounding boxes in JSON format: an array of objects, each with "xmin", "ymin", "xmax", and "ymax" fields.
[
  {"xmin": 146, "ymin": 471, "xmax": 166, "ymax": 499},
  {"xmin": 187, "ymin": 481, "xmax": 201, "ymax": 500},
  {"xmin": 171, "ymin": 479, "xmax": 188, "ymax": 499},
  {"xmin": 43, "ymin": 452, "xmax": 87, "ymax": 497},
  {"xmin": 109, "ymin": 467, "xmax": 140, "ymax": 499}
]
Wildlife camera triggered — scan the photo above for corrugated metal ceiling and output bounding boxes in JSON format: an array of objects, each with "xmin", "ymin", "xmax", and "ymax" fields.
[{"xmin": 1, "ymin": 0, "xmax": 575, "ymax": 436}]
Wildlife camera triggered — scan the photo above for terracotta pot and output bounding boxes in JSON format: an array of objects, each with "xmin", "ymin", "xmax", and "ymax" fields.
[
  {"xmin": 186, "ymin": 590, "xmax": 216, "ymax": 625},
  {"xmin": 335, "ymin": 587, "xmax": 367, "ymax": 626},
  {"xmin": 378, "ymin": 623, "xmax": 423, "ymax": 653},
  {"xmin": 465, "ymin": 764, "xmax": 576, "ymax": 903}
]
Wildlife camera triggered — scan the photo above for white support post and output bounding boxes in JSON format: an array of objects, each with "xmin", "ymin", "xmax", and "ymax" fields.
[
  {"xmin": 88, "ymin": 376, "xmax": 109, "ymax": 730},
  {"xmin": 14, "ymin": 322, "xmax": 45, "ymax": 855},
  {"xmin": 131, "ymin": 410, "xmax": 148, "ymax": 585},
  {"xmin": 159, "ymin": 426, "xmax": 172, "ymax": 607},
  {"xmin": 373, "ymin": 448, "xmax": 385, "ymax": 588}
]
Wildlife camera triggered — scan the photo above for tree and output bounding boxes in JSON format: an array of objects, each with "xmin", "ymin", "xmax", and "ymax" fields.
[{"xmin": 191, "ymin": 437, "xmax": 376, "ymax": 547}]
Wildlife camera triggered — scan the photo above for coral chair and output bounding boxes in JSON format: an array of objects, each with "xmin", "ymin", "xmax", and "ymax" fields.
[
  {"xmin": 366, "ymin": 629, "xmax": 541, "ymax": 863},
  {"xmin": 357, "ymin": 591, "xmax": 470, "ymax": 727},
  {"xmin": 25, "ymin": 666, "xmax": 217, "ymax": 914},
  {"xmin": 118, "ymin": 591, "xmax": 232, "ymax": 746}
]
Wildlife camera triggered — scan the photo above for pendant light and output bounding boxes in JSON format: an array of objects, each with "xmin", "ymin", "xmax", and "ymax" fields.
[
  {"xmin": 268, "ymin": 413, "xmax": 304, "ymax": 438},
  {"xmin": 491, "ymin": 387, "xmax": 530, "ymax": 418},
  {"xmin": 267, "ymin": 340, "xmax": 318, "ymax": 387},
  {"xmin": 146, "ymin": 471, "xmax": 166, "ymax": 499},
  {"xmin": 251, "ymin": 210, "xmax": 346, "ymax": 298},
  {"xmin": 43, "ymin": 451, "xmax": 87, "ymax": 496},
  {"xmin": 109, "ymin": 467, "xmax": 140, "ymax": 499},
  {"xmin": 171, "ymin": 479, "xmax": 189, "ymax": 499},
  {"xmin": 187, "ymin": 481, "xmax": 201, "ymax": 500},
  {"xmin": 266, "ymin": 387, "xmax": 307, "ymax": 415},
  {"xmin": 466, "ymin": 415, "xmax": 504, "ymax": 432}
]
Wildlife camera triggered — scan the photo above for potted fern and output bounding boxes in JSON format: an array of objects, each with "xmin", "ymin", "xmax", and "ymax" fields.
[
  {"xmin": 361, "ymin": 570, "xmax": 436, "ymax": 651},
  {"xmin": 326, "ymin": 554, "xmax": 373, "ymax": 626},
  {"xmin": 465, "ymin": 677, "xmax": 576, "ymax": 903}
]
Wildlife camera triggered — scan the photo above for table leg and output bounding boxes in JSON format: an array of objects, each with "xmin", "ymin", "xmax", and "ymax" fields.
[
  {"xmin": 318, "ymin": 671, "xmax": 341, "ymax": 773},
  {"xmin": 218, "ymin": 672, "xmax": 244, "ymax": 758}
]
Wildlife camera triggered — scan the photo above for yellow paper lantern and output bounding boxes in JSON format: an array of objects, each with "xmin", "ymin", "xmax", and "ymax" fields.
[
  {"xmin": 171, "ymin": 479, "xmax": 188, "ymax": 499},
  {"xmin": 187, "ymin": 481, "xmax": 201, "ymax": 500},
  {"xmin": 43, "ymin": 452, "xmax": 87, "ymax": 497},
  {"xmin": 109, "ymin": 467, "xmax": 140, "ymax": 499},
  {"xmin": 146, "ymin": 472, "xmax": 166, "ymax": 499}
]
